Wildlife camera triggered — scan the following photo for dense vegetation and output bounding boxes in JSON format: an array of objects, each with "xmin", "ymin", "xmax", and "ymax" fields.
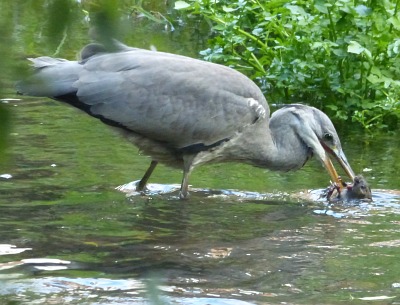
[{"xmin": 176, "ymin": 0, "xmax": 400, "ymax": 131}]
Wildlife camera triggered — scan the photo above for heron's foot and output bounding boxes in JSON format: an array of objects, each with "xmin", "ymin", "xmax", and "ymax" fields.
[
  {"xmin": 136, "ymin": 179, "xmax": 147, "ymax": 193},
  {"xmin": 179, "ymin": 190, "xmax": 190, "ymax": 200},
  {"xmin": 132, "ymin": 179, "xmax": 153, "ymax": 196},
  {"xmin": 115, "ymin": 180, "xmax": 146, "ymax": 195}
]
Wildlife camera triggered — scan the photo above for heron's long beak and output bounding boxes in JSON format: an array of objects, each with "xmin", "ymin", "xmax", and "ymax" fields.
[{"xmin": 323, "ymin": 147, "xmax": 355, "ymax": 188}]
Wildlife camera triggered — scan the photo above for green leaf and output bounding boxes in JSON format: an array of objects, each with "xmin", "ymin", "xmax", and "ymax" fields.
[
  {"xmin": 388, "ymin": 39, "xmax": 400, "ymax": 56},
  {"xmin": 222, "ymin": 6, "xmax": 237, "ymax": 13},
  {"xmin": 370, "ymin": 66, "xmax": 382, "ymax": 76},
  {"xmin": 354, "ymin": 5, "xmax": 371, "ymax": 17},
  {"xmin": 314, "ymin": 4, "xmax": 328, "ymax": 14},
  {"xmin": 213, "ymin": 24, "xmax": 226, "ymax": 31},
  {"xmin": 388, "ymin": 16, "xmax": 400, "ymax": 30},
  {"xmin": 285, "ymin": 5, "xmax": 307, "ymax": 16},
  {"xmin": 174, "ymin": 1, "xmax": 190, "ymax": 10},
  {"xmin": 314, "ymin": 0, "xmax": 330, "ymax": 14},
  {"xmin": 367, "ymin": 74, "xmax": 381, "ymax": 84},
  {"xmin": 326, "ymin": 104, "xmax": 338, "ymax": 111},
  {"xmin": 332, "ymin": 48, "xmax": 346, "ymax": 57},
  {"xmin": 347, "ymin": 41, "xmax": 364, "ymax": 54},
  {"xmin": 363, "ymin": 47, "xmax": 372, "ymax": 59},
  {"xmin": 252, "ymin": 28, "xmax": 263, "ymax": 36}
]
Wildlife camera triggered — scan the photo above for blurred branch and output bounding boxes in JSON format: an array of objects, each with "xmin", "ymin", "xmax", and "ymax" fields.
[{"xmin": 53, "ymin": 27, "xmax": 68, "ymax": 56}]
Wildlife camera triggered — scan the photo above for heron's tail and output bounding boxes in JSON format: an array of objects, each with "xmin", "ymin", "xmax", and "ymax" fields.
[{"xmin": 16, "ymin": 57, "xmax": 82, "ymax": 97}]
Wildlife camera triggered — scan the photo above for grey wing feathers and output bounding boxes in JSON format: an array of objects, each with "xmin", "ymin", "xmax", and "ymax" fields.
[
  {"xmin": 17, "ymin": 46, "xmax": 268, "ymax": 150},
  {"xmin": 75, "ymin": 50, "xmax": 268, "ymax": 148}
]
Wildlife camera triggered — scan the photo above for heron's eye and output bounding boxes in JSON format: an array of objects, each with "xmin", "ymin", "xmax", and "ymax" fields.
[{"xmin": 323, "ymin": 133, "xmax": 333, "ymax": 142}]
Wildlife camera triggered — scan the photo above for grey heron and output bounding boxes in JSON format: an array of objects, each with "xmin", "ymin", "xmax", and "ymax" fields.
[{"xmin": 17, "ymin": 41, "xmax": 356, "ymax": 199}]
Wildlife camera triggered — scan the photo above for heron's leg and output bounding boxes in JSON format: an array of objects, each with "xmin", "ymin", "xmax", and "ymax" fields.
[
  {"xmin": 180, "ymin": 155, "xmax": 195, "ymax": 199},
  {"xmin": 137, "ymin": 160, "xmax": 158, "ymax": 191},
  {"xmin": 180, "ymin": 170, "xmax": 191, "ymax": 199}
]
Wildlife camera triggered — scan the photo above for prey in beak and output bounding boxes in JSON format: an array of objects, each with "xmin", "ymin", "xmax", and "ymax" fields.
[{"xmin": 321, "ymin": 140, "xmax": 355, "ymax": 189}]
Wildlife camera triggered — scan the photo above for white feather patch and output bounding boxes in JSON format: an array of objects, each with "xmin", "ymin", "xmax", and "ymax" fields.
[{"xmin": 247, "ymin": 98, "xmax": 266, "ymax": 119}]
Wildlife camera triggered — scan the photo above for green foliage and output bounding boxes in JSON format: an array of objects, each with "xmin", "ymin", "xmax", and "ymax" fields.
[{"xmin": 177, "ymin": 0, "xmax": 400, "ymax": 130}]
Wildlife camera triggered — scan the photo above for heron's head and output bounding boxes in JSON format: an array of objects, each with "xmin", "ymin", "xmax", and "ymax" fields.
[{"xmin": 273, "ymin": 104, "xmax": 355, "ymax": 186}]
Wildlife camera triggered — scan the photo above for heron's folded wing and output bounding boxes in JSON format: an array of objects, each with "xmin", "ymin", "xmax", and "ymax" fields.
[{"xmin": 75, "ymin": 50, "xmax": 269, "ymax": 149}]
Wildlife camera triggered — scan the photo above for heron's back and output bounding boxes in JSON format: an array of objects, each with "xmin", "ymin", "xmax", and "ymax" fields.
[{"xmin": 17, "ymin": 43, "xmax": 269, "ymax": 154}]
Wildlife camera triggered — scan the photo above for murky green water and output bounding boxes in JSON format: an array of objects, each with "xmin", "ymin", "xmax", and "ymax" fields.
[{"xmin": 1, "ymin": 2, "xmax": 400, "ymax": 305}]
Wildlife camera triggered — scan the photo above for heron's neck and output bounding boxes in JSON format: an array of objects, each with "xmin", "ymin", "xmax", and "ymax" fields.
[{"xmin": 242, "ymin": 121, "xmax": 311, "ymax": 171}]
